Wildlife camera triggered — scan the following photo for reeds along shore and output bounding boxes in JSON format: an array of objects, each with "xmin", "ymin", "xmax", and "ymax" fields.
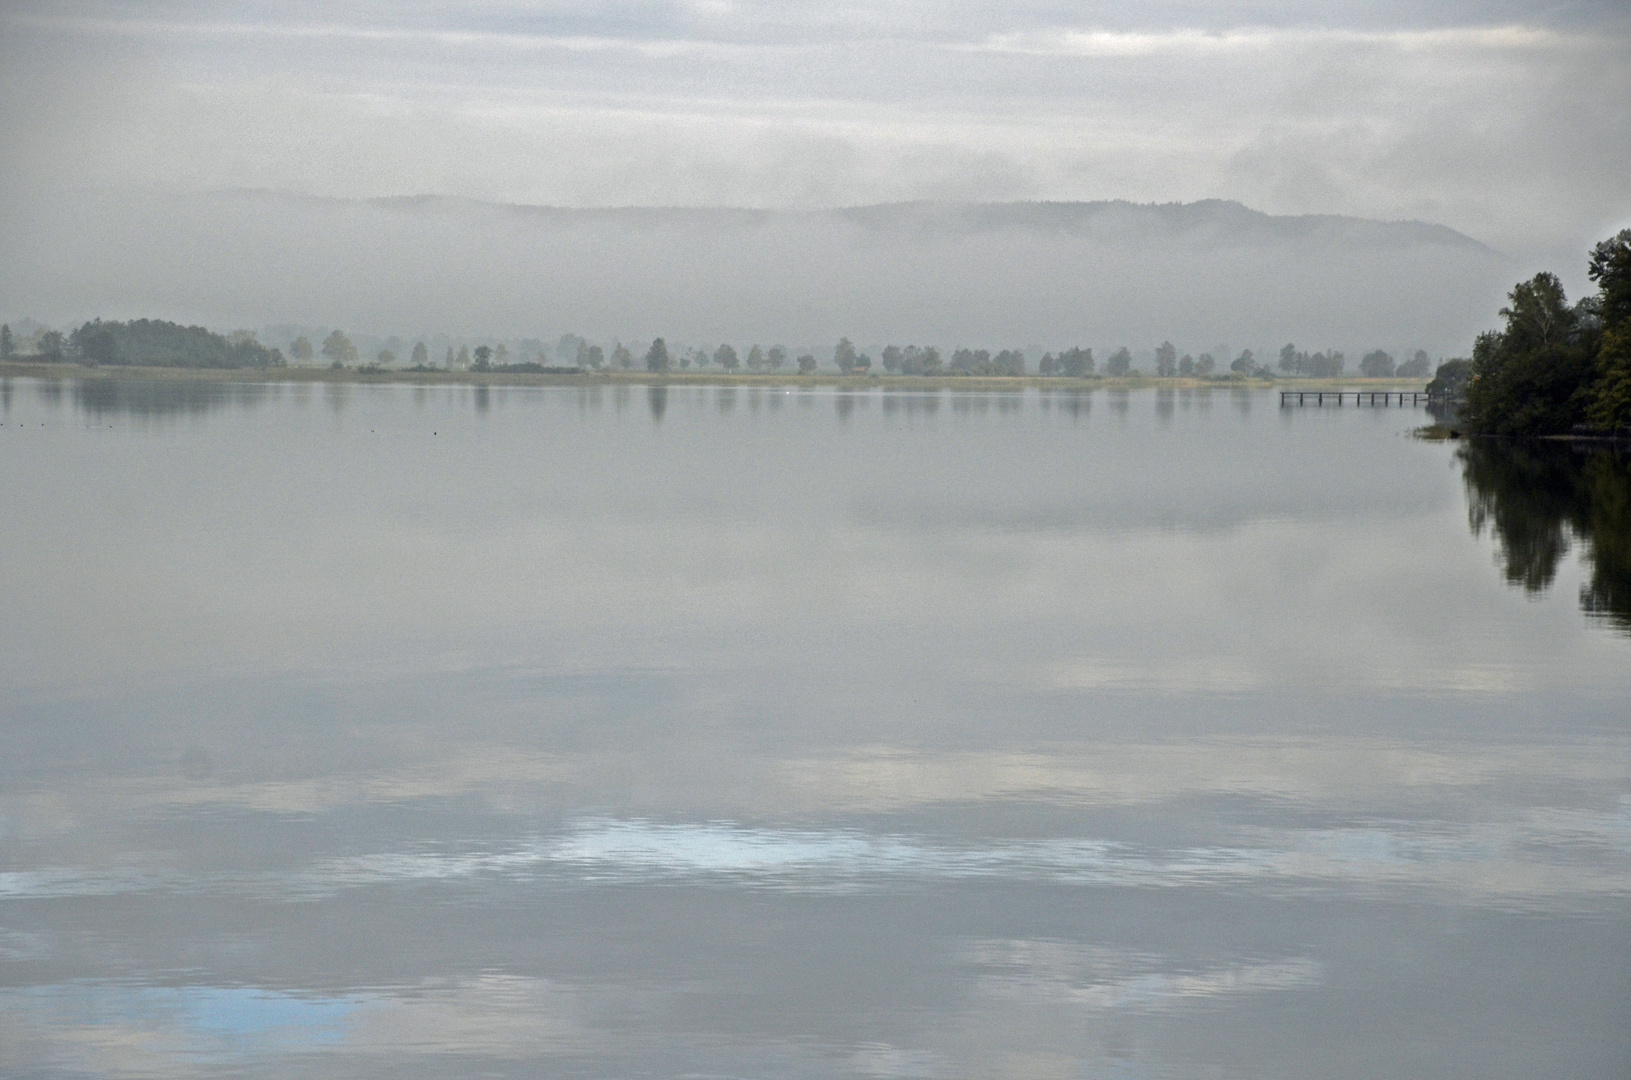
[{"xmin": 0, "ymin": 361, "xmax": 1431, "ymax": 392}]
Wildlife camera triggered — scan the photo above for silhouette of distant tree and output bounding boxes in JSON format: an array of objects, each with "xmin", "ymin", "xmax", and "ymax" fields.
[
  {"xmin": 1360, "ymin": 350, "xmax": 1396, "ymax": 377},
  {"xmin": 645, "ymin": 338, "xmax": 671, "ymax": 372},
  {"xmin": 322, "ymin": 330, "xmax": 358, "ymax": 366},
  {"xmin": 1155, "ymin": 341, "xmax": 1177, "ymax": 377},
  {"xmin": 1397, "ymin": 349, "xmax": 1431, "ymax": 377},
  {"xmin": 1059, "ymin": 347, "xmax": 1093, "ymax": 377},
  {"xmin": 834, "ymin": 338, "xmax": 858, "ymax": 374}
]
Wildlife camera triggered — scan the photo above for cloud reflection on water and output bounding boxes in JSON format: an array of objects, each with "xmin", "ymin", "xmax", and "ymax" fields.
[{"xmin": 4, "ymin": 807, "xmax": 1628, "ymax": 911}]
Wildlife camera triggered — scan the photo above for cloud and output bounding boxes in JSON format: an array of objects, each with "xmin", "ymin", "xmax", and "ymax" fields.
[
  {"xmin": 973, "ymin": 24, "xmax": 1577, "ymax": 57},
  {"xmin": 0, "ymin": 3, "xmax": 1626, "ymax": 288}
]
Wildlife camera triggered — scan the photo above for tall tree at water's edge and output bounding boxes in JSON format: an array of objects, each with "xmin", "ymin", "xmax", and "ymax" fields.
[
  {"xmin": 1586, "ymin": 229, "xmax": 1631, "ymax": 432},
  {"xmin": 1463, "ymin": 272, "xmax": 1594, "ymax": 436},
  {"xmin": 1462, "ymin": 229, "xmax": 1631, "ymax": 436},
  {"xmin": 645, "ymin": 338, "xmax": 671, "ymax": 373}
]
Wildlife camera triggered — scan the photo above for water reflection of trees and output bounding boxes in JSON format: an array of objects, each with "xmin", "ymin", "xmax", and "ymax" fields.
[
  {"xmin": 72, "ymin": 379, "xmax": 270, "ymax": 418},
  {"xmin": 1460, "ymin": 440, "xmax": 1631, "ymax": 633}
]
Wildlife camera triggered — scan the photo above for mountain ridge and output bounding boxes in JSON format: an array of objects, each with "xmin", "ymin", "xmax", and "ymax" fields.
[{"xmin": 206, "ymin": 189, "xmax": 1493, "ymax": 253}]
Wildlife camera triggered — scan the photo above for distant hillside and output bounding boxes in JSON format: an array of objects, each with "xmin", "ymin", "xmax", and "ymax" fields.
[
  {"xmin": 2, "ymin": 189, "xmax": 1513, "ymax": 355},
  {"xmin": 361, "ymin": 195, "xmax": 1491, "ymax": 252},
  {"xmin": 836, "ymin": 199, "xmax": 1491, "ymax": 252}
]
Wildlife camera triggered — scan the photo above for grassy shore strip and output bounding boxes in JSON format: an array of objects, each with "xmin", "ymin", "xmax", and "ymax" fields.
[{"xmin": 0, "ymin": 361, "xmax": 1430, "ymax": 393}]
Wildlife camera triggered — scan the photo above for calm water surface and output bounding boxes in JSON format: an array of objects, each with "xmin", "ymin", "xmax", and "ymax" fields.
[{"xmin": 1, "ymin": 379, "xmax": 1627, "ymax": 1079}]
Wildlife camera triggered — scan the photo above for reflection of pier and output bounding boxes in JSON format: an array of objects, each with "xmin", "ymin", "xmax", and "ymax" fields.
[{"xmin": 1279, "ymin": 390, "xmax": 1428, "ymax": 407}]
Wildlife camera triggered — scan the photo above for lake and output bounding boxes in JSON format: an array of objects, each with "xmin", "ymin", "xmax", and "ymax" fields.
[{"xmin": 1, "ymin": 377, "xmax": 1627, "ymax": 1079}]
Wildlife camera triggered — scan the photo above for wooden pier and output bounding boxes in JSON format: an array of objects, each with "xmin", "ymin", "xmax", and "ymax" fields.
[{"xmin": 1280, "ymin": 390, "xmax": 1429, "ymax": 407}]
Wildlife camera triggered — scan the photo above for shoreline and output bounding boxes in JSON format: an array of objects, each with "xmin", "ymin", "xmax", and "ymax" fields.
[{"xmin": 0, "ymin": 362, "xmax": 1430, "ymax": 393}]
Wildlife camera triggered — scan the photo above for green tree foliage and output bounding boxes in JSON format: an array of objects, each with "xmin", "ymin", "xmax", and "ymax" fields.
[
  {"xmin": 1230, "ymin": 349, "xmax": 1255, "ymax": 375},
  {"xmin": 1428, "ymin": 358, "xmax": 1472, "ymax": 402},
  {"xmin": 612, "ymin": 343, "xmax": 633, "ymax": 369},
  {"xmin": 1105, "ymin": 347, "xmax": 1132, "ymax": 376},
  {"xmin": 67, "ymin": 319, "xmax": 283, "ymax": 368},
  {"xmin": 883, "ymin": 345, "xmax": 940, "ymax": 375},
  {"xmin": 290, "ymin": 336, "xmax": 314, "ymax": 362},
  {"xmin": 944, "ymin": 348, "xmax": 1021, "ymax": 375},
  {"xmin": 1588, "ymin": 323, "xmax": 1631, "ymax": 432},
  {"xmin": 1155, "ymin": 341, "xmax": 1177, "ymax": 377},
  {"xmin": 37, "ymin": 330, "xmax": 66, "ymax": 361},
  {"xmin": 0, "ymin": 324, "xmax": 12, "ymax": 361},
  {"xmin": 766, "ymin": 346, "xmax": 787, "ymax": 370},
  {"xmin": 1277, "ymin": 344, "xmax": 1344, "ymax": 377},
  {"xmin": 377, "ymin": 349, "xmax": 396, "ymax": 366},
  {"xmin": 456, "ymin": 345, "xmax": 471, "ymax": 368},
  {"xmin": 1038, "ymin": 353, "xmax": 1057, "ymax": 375},
  {"xmin": 322, "ymin": 330, "xmax": 359, "ymax": 366},
  {"xmin": 1178, "ymin": 354, "xmax": 1195, "ymax": 377},
  {"xmin": 746, "ymin": 345, "xmax": 766, "ymax": 371},
  {"xmin": 1360, "ymin": 350, "xmax": 1396, "ymax": 377},
  {"xmin": 912, "ymin": 346, "xmax": 941, "ymax": 375},
  {"xmin": 797, "ymin": 354, "xmax": 817, "ymax": 374},
  {"xmin": 1196, "ymin": 353, "xmax": 1215, "ymax": 376},
  {"xmin": 1589, "ymin": 228, "xmax": 1631, "ymax": 326},
  {"xmin": 645, "ymin": 338, "xmax": 671, "ymax": 372},
  {"xmin": 411, "ymin": 341, "xmax": 429, "ymax": 367},
  {"xmin": 1463, "ymin": 272, "xmax": 1596, "ymax": 436},
  {"xmin": 472, "ymin": 345, "xmax": 492, "ymax": 371},
  {"xmin": 1397, "ymin": 349, "xmax": 1432, "ymax": 378},
  {"xmin": 1586, "ymin": 229, "xmax": 1631, "ymax": 432},
  {"xmin": 578, "ymin": 341, "xmax": 605, "ymax": 369},
  {"xmin": 714, "ymin": 343, "xmax": 740, "ymax": 371},
  {"xmin": 834, "ymin": 338, "xmax": 858, "ymax": 374}
]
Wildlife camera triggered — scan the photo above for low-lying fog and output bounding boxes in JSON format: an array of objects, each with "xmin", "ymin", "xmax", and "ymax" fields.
[{"xmin": 2, "ymin": 190, "xmax": 1514, "ymax": 359}]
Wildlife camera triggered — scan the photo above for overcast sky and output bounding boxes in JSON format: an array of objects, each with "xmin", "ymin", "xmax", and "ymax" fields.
[{"xmin": 2, "ymin": 0, "xmax": 1627, "ymax": 269}]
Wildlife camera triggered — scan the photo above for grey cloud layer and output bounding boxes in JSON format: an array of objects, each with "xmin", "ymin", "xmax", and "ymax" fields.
[{"xmin": 2, "ymin": 1, "xmax": 1627, "ymax": 284}]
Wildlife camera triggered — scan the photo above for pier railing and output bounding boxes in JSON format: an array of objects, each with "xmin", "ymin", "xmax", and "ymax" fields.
[{"xmin": 1280, "ymin": 390, "xmax": 1429, "ymax": 407}]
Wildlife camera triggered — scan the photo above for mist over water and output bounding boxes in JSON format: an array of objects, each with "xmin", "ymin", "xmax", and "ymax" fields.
[{"xmin": 1, "ymin": 378, "xmax": 1627, "ymax": 1078}]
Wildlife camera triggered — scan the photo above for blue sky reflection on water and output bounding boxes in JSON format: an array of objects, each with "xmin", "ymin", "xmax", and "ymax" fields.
[
  {"xmin": 0, "ymin": 379, "xmax": 1627, "ymax": 1078},
  {"xmin": 11, "ymin": 984, "xmax": 358, "ymax": 1058}
]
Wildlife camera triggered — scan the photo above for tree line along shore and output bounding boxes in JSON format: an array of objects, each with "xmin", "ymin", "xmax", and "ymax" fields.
[
  {"xmin": 0, "ymin": 358, "xmax": 1431, "ymax": 392},
  {"xmin": 4, "ymin": 226, "xmax": 1626, "ymax": 435},
  {"xmin": 0, "ymin": 319, "xmax": 1434, "ymax": 384}
]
